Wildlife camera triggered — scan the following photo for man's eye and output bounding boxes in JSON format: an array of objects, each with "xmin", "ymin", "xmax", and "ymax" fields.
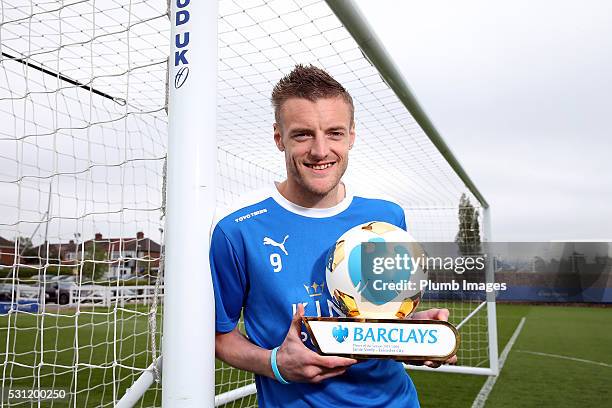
[{"xmin": 330, "ymin": 131, "xmax": 344, "ymax": 138}]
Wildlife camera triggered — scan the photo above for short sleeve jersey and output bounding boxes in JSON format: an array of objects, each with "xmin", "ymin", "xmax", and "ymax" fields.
[{"xmin": 210, "ymin": 184, "xmax": 420, "ymax": 408}]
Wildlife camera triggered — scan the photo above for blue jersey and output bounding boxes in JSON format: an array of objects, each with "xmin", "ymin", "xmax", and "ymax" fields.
[{"xmin": 210, "ymin": 184, "xmax": 419, "ymax": 408}]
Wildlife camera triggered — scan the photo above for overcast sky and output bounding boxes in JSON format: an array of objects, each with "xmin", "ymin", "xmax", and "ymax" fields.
[
  {"xmin": 358, "ymin": 0, "xmax": 612, "ymax": 241},
  {"xmin": 3, "ymin": 0, "xmax": 610, "ymax": 244}
]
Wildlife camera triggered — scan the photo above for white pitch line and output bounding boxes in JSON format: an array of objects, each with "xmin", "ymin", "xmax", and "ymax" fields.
[
  {"xmin": 471, "ymin": 317, "xmax": 526, "ymax": 408},
  {"xmin": 516, "ymin": 350, "xmax": 612, "ymax": 368}
]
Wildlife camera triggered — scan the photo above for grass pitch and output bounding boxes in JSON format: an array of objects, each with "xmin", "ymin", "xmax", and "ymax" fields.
[
  {"xmin": 412, "ymin": 304, "xmax": 612, "ymax": 407},
  {"xmin": 1, "ymin": 304, "xmax": 610, "ymax": 407},
  {"xmin": 0, "ymin": 305, "xmax": 162, "ymax": 407}
]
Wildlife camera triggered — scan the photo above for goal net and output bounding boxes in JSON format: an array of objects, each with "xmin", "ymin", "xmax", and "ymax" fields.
[
  {"xmin": 0, "ymin": 0, "xmax": 167, "ymax": 406},
  {"xmin": 0, "ymin": 0, "xmax": 496, "ymax": 407}
]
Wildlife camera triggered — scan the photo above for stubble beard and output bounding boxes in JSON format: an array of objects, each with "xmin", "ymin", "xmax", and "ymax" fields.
[{"xmin": 288, "ymin": 157, "xmax": 349, "ymax": 199}]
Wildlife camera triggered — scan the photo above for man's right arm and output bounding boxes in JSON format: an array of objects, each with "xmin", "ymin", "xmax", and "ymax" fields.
[
  {"xmin": 215, "ymin": 304, "xmax": 358, "ymax": 383},
  {"xmin": 216, "ymin": 327, "xmax": 275, "ymax": 378},
  {"xmin": 211, "ymin": 225, "xmax": 356, "ymax": 383}
]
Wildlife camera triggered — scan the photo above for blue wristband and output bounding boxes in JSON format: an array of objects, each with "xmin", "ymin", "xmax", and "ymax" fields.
[{"xmin": 270, "ymin": 346, "xmax": 290, "ymax": 384}]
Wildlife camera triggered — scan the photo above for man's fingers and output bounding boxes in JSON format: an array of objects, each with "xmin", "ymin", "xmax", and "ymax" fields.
[
  {"xmin": 398, "ymin": 357, "xmax": 455, "ymax": 367},
  {"xmin": 293, "ymin": 303, "xmax": 304, "ymax": 320},
  {"xmin": 311, "ymin": 368, "xmax": 347, "ymax": 383},
  {"xmin": 297, "ymin": 357, "xmax": 353, "ymax": 383},
  {"xmin": 289, "ymin": 304, "xmax": 305, "ymax": 334},
  {"xmin": 422, "ymin": 356, "xmax": 456, "ymax": 368},
  {"xmin": 424, "ymin": 360, "xmax": 443, "ymax": 368},
  {"xmin": 411, "ymin": 308, "xmax": 437, "ymax": 320},
  {"xmin": 436, "ymin": 308, "xmax": 450, "ymax": 321},
  {"xmin": 401, "ymin": 359, "xmax": 424, "ymax": 366},
  {"xmin": 411, "ymin": 307, "xmax": 450, "ymax": 321},
  {"xmin": 397, "ymin": 359, "xmax": 437, "ymax": 366},
  {"xmin": 313, "ymin": 354, "xmax": 358, "ymax": 369}
]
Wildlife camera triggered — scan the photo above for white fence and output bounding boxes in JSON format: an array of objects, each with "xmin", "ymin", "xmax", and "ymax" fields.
[
  {"xmin": 68, "ymin": 284, "xmax": 163, "ymax": 307},
  {"xmin": 0, "ymin": 283, "xmax": 162, "ymax": 308}
]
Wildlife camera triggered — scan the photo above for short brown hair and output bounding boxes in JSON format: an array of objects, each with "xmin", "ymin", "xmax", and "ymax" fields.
[{"xmin": 271, "ymin": 64, "xmax": 354, "ymax": 124}]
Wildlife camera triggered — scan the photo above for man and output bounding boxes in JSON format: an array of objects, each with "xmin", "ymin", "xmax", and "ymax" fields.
[{"xmin": 211, "ymin": 64, "xmax": 455, "ymax": 407}]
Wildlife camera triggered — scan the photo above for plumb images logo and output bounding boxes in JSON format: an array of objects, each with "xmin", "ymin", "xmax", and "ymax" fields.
[{"xmin": 332, "ymin": 325, "xmax": 349, "ymax": 343}]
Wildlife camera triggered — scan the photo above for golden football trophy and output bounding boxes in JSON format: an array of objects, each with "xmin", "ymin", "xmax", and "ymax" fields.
[{"xmin": 303, "ymin": 221, "xmax": 459, "ymax": 361}]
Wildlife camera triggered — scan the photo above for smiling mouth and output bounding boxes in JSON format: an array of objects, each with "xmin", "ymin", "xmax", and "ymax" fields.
[{"xmin": 305, "ymin": 162, "xmax": 335, "ymax": 170}]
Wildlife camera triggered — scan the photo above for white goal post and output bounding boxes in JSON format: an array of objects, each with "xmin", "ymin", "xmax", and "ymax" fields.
[
  {"xmin": 162, "ymin": 0, "xmax": 217, "ymax": 406},
  {"xmin": 0, "ymin": 0, "xmax": 498, "ymax": 407}
]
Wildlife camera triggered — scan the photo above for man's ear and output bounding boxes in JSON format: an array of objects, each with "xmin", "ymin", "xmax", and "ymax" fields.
[
  {"xmin": 349, "ymin": 122, "xmax": 356, "ymax": 149},
  {"xmin": 273, "ymin": 123, "xmax": 284, "ymax": 152}
]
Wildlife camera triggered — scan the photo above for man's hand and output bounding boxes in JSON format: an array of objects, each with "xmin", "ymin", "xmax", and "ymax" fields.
[
  {"xmin": 275, "ymin": 304, "xmax": 357, "ymax": 383},
  {"xmin": 403, "ymin": 308, "xmax": 458, "ymax": 368}
]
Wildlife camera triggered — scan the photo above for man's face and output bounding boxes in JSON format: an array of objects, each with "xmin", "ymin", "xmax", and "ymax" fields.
[{"xmin": 274, "ymin": 97, "xmax": 355, "ymax": 197}]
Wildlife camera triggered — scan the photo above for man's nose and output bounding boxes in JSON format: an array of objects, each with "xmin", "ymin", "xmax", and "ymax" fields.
[{"xmin": 309, "ymin": 134, "xmax": 330, "ymax": 159}]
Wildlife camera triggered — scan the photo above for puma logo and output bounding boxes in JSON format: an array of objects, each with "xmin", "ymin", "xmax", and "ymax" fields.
[{"xmin": 263, "ymin": 235, "xmax": 289, "ymax": 256}]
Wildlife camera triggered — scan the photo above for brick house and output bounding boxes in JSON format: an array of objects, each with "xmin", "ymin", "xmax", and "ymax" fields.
[
  {"xmin": 28, "ymin": 240, "xmax": 78, "ymax": 262},
  {"xmin": 0, "ymin": 236, "xmax": 16, "ymax": 267},
  {"xmin": 82, "ymin": 232, "xmax": 161, "ymax": 278},
  {"xmin": 23, "ymin": 232, "xmax": 161, "ymax": 279}
]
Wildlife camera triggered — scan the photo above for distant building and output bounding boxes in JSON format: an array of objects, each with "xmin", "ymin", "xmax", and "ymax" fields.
[
  {"xmin": 0, "ymin": 236, "xmax": 16, "ymax": 266},
  {"xmin": 20, "ymin": 232, "xmax": 161, "ymax": 279},
  {"xmin": 27, "ymin": 240, "xmax": 78, "ymax": 267},
  {"xmin": 85, "ymin": 232, "xmax": 161, "ymax": 278}
]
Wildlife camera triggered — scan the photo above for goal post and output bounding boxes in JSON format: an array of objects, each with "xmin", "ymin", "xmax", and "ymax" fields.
[
  {"xmin": 161, "ymin": 0, "xmax": 217, "ymax": 406},
  {"xmin": 484, "ymin": 207, "xmax": 500, "ymax": 376}
]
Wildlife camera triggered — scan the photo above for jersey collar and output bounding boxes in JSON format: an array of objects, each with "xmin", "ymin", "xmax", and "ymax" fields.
[{"xmin": 271, "ymin": 182, "xmax": 353, "ymax": 218}]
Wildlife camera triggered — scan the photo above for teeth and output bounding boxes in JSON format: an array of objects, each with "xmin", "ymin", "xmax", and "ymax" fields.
[{"xmin": 310, "ymin": 163, "xmax": 333, "ymax": 170}]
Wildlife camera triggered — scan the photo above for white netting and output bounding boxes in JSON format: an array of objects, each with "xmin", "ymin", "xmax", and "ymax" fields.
[
  {"xmin": 1, "ymin": 0, "xmax": 492, "ymax": 407},
  {"xmin": 1, "ymin": 0, "xmax": 167, "ymax": 406}
]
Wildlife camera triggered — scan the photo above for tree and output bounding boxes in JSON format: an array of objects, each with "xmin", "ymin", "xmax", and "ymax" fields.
[
  {"xmin": 17, "ymin": 236, "xmax": 32, "ymax": 250},
  {"xmin": 455, "ymin": 193, "xmax": 482, "ymax": 255},
  {"xmin": 17, "ymin": 236, "xmax": 37, "ymax": 257},
  {"xmin": 80, "ymin": 243, "xmax": 108, "ymax": 281}
]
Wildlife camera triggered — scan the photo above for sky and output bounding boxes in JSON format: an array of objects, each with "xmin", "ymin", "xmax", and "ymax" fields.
[
  {"xmin": 358, "ymin": 0, "xmax": 612, "ymax": 241},
  {"xmin": 2, "ymin": 0, "xmax": 611, "ymax": 245}
]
